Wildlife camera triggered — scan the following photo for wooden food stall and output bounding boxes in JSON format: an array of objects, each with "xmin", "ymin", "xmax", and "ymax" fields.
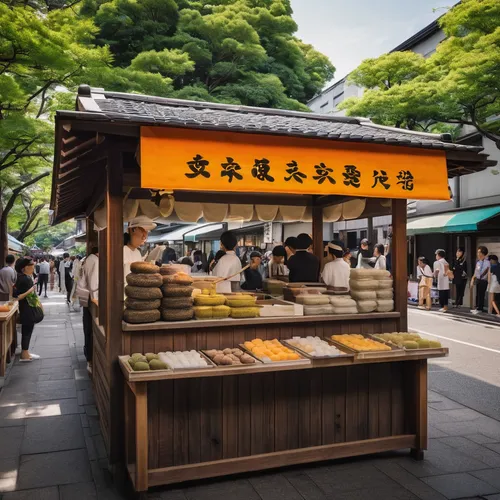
[
  {"xmin": 50, "ymin": 85, "xmax": 494, "ymax": 493},
  {"xmin": 0, "ymin": 302, "xmax": 18, "ymax": 377}
]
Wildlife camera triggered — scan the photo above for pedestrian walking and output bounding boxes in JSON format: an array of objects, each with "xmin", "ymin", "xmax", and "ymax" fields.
[
  {"xmin": 452, "ymin": 247, "xmax": 468, "ymax": 308},
  {"xmin": 371, "ymin": 243, "xmax": 387, "ymax": 270},
  {"xmin": 417, "ymin": 257, "xmax": 433, "ymax": 310},
  {"xmin": 59, "ymin": 253, "xmax": 73, "ymax": 304},
  {"xmin": 433, "ymin": 249, "xmax": 450, "ymax": 312},
  {"xmin": 0, "ymin": 254, "xmax": 17, "ymax": 302},
  {"xmin": 37, "ymin": 257, "xmax": 50, "ymax": 297},
  {"xmin": 77, "ymin": 247, "xmax": 98, "ymax": 373},
  {"xmin": 487, "ymin": 255, "xmax": 500, "ymax": 316},
  {"xmin": 69, "ymin": 255, "xmax": 82, "ymax": 309},
  {"xmin": 14, "ymin": 257, "xmax": 43, "ymax": 361},
  {"xmin": 49, "ymin": 258, "xmax": 56, "ymax": 291},
  {"xmin": 471, "ymin": 246, "xmax": 490, "ymax": 315}
]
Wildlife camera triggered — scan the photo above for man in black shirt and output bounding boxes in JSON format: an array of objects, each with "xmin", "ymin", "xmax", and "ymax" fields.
[
  {"xmin": 287, "ymin": 233, "xmax": 320, "ymax": 283},
  {"xmin": 241, "ymin": 252, "xmax": 263, "ymax": 290}
]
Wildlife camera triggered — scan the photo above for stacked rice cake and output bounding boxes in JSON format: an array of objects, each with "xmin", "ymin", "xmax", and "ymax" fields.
[
  {"xmin": 160, "ymin": 269, "xmax": 194, "ymax": 321},
  {"xmin": 349, "ymin": 269, "xmax": 394, "ymax": 313}
]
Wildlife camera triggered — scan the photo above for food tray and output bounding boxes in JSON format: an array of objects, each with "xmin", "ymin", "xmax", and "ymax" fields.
[
  {"xmin": 200, "ymin": 349, "xmax": 263, "ymax": 368},
  {"xmin": 119, "ymin": 355, "xmax": 172, "ymax": 381},
  {"xmin": 281, "ymin": 340, "xmax": 354, "ymax": 360},
  {"xmin": 369, "ymin": 335, "xmax": 449, "ymax": 356},
  {"xmin": 325, "ymin": 335, "xmax": 404, "ymax": 359},
  {"xmin": 159, "ymin": 351, "xmax": 215, "ymax": 371},
  {"xmin": 239, "ymin": 344, "xmax": 311, "ymax": 366}
]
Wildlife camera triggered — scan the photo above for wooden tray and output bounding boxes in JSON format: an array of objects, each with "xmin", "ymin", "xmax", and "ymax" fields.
[
  {"xmin": 239, "ymin": 344, "xmax": 311, "ymax": 367},
  {"xmin": 325, "ymin": 335, "xmax": 404, "ymax": 359},
  {"xmin": 281, "ymin": 340, "xmax": 354, "ymax": 360},
  {"xmin": 119, "ymin": 355, "xmax": 173, "ymax": 382},
  {"xmin": 159, "ymin": 351, "xmax": 215, "ymax": 371},
  {"xmin": 200, "ymin": 349, "xmax": 263, "ymax": 368},
  {"xmin": 369, "ymin": 335, "xmax": 449, "ymax": 356}
]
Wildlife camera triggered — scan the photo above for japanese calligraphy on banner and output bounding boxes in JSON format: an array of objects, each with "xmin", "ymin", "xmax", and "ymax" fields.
[{"xmin": 140, "ymin": 127, "xmax": 450, "ymax": 200}]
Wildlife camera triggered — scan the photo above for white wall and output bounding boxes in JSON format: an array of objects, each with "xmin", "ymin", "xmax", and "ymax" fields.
[{"xmin": 283, "ymin": 222, "xmax": 332, "ymax": 241}]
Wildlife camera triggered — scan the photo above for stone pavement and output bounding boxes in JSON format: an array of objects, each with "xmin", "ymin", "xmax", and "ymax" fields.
[{"xmin": 1, "ymin": 291, "xmax": 500, "ymax": 500}]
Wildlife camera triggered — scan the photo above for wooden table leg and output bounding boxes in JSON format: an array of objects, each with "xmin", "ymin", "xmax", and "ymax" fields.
[
  {"xmin": 135, "ymin": 382, "xmax": 148, "ymax": 492},
  {"xmin": 411, "ymin": 359, "xmax": 427, "ymax": 460},
  {"xmin": 0, "ymin": 321, "xmax": 6, "ymax": 377}
]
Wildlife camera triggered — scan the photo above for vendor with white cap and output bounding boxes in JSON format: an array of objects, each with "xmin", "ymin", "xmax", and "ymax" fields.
[
  {"xmin": 322, "ymin": 240, "xmax": 350, "ymax": 292},
  {"xmin": 124, "ymin": 215, "xmax": 157, "ymax": 278}
]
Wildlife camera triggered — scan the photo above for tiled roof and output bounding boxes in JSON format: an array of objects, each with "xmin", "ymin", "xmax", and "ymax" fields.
[{"xmin": 73, "ymin": 86, "xmax": 482, "ymax": 153}]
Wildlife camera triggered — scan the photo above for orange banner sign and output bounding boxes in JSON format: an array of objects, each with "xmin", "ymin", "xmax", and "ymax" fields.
[{"xmin": 140, "ymin": 127, "xmax": 450, "ymax": 200}]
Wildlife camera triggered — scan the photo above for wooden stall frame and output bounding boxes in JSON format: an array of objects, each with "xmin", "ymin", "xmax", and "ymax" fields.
[{"xmin": 0, "ymin": 304, "xmax": 18, "ymax": 377}]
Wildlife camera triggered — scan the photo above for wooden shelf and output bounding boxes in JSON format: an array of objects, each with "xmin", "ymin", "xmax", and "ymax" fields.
[
  {"xmin": 0, "ymin": 303, "xmax": 18, "ymax": 323},
  {"xmin": 118, "ymin": 347, "xmax": 448, "ymax": 382},
  {"xmin": 122, "ymin": 311, "xmax": 401, "ymax": 331}
]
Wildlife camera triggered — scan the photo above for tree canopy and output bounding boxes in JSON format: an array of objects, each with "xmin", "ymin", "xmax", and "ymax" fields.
[{"xmin": 339, "ymin": 0, "xmax": 500, "ymax": 146}]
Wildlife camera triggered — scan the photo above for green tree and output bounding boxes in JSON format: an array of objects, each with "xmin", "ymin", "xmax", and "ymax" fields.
[
  {"xmin": 339, "ymin": 0, "xmax": 500, "ymax": 146},
  {"xmin": 82, "ymin": 0, "xmax": 335, "ymax": 109}
]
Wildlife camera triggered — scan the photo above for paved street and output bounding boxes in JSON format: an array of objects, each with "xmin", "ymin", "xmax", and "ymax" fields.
[
  {"xmin": 409, "ymin": 308, "xmax": 500, "ymax": 421},
  {"xmin": 1, "ymin": 294, "xmax": 500, "ymax": 500}
]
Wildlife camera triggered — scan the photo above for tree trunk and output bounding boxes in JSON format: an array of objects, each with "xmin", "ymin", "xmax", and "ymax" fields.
[{"xmin": 0, "ymin": 199, "xmax": 8, "ymax": 265}]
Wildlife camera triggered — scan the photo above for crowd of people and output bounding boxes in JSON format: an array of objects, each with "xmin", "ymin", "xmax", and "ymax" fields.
[{"xmin": 417, "ymin": 245, "xmax": 500, "ymax": 316}]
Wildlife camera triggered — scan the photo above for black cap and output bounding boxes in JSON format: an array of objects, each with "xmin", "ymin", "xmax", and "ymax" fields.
[{"xmin": 250, "ymin": 251, "xmax": 262, "ymax": 259}]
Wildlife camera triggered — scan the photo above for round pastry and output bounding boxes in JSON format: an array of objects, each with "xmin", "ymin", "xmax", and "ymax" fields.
[
  {"xmin": 162, "ymin": 272, "xmax": 194, "ymax": 285},
  {"xmin": 161, "ymin": 296, "xmax": 194, "ymax": 309},
  {"xmin": 194, "ymin": 295, "xmax": 226, "ymax": 306},
  {"xmin": 350, "ymin": 290, "xmax": 377, "ymax": 301},
  {"xmin": 377, "ymin": 280, "xmax": 394, "ymax": 290},
  {"xmin": 125, "ymin": 298, "xmax": 161, "ymax": 311},
  {"xmin": 356, "ymin": 300, "xmax": 378, "ymax": 313},
  {"xmin": 193, "ymin": 306, "xmax": 213, "ymax": 319},
  {"xmin": 162, "ymin": 285, "xmax": 194, "ymax": 297},
  {"xmin": 123, "ymin": 309, "xmax": 161, "ymax": 324},
  {"xmin": 159, "ymin": 264, "xmax": 187, "ymax": 276},
  {"xmin": 376, "ymin": 289, "xmax": 394, "ymax": 299},
  {"xmin": 125, "ymin": 286, "xmax": 162, "ymax": 300},
  {"xmin": 130, "ymin": 262, "xmax": 160, "ymax": 274},
  {"xmin": 213, "ymin": 353, "xmax": 225, "ymax": 364},
  {"xmin": 126, "ymin": 273, "xmax": 162, "ymax": 287},
  {"xmin": 161, "ymin": 308, "xmax": 194, "ymax": 322}
]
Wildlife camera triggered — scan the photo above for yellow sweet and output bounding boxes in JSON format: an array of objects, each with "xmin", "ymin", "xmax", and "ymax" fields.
[
  {"xmin": 245, "ymin": 338, "xmax": 303, "ymax": 362},
  {"xmin": 331, "ymin": 334, "xmax": 391, "ymax": 352}
]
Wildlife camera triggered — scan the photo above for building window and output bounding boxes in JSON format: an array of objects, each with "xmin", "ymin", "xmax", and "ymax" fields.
[
  {"xmin": 320, "ymin": 101, "xmax": 329, "ymax": 108},
  {"xmin": 333, "ymin": 92, "xmax": 344, "ymax": 107}
]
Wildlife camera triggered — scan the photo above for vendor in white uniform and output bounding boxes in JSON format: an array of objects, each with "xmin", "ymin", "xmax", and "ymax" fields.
[
  {"xmin": 212, "ymin": 231, "xmax": 242, "ymax": 293},
  {"xmin": 123, "ymin": 216, "xmax": 157, "ymax": 278},
  {"xmin": 321, "ymin": 240, "xmax": 351, "ymax": 292}
]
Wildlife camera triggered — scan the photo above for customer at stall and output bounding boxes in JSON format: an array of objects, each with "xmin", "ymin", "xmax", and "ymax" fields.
[
  {"xmin": 268, "ymin": 245, "xmax": 288, "ymax": 280},
  {"xmin": 371, "ymin": 244, "xmax": 387, "ymax": 270},
  {"xmin": 356, "ymin": 238, "xmax": 372, "ymax": 269},
  {"xmin": 471, "ymin": 246, "xmax": 490, "ymax": 315},
  {"xmin": 417, "ymin": 257, "xmax": 433, "ymax": 310},
  {"xmin": 212, "ymin": 231, "xmax": 242, "ymax": 293},
  {"xmin": 161, "ymin": 247, "xmax": 177, "ymax": 266},
  {"xmin": 434, "ymin": 249, "xmax": 450, "ymax": 313},
  {"xmin": 37, "ymin": 257, "xmax": 50, "ymax": 298},
  {"xmin": 78, "ymin": 247, "xmax": 98, "ymax": 373},
  {"xmin": 343, "ymin": 248, "xmax": 352, "ymax": 266},
  {"xmin": 0, "ymin": 254, "xmax": 17, "ymax": 301},
  {"xmin": 241, "ymin": 251, "xmax": 263, "ymax": 291},
  {"xmin": 287, "ymin": 233, "xmax": 320, "ymax": 283},
  {"xmin": 123, "ymin": 216, "xmax": 157, "ymax": 278},
  {"xmin": 322, "ymin": 240, "xmax": 350, "ymax": 292},
  {"xmin": 452, "ymin": 247, "xmax": 468, "ymax": 308},
  {"xmin": 14, "ymin": 257, "xmax": 42, "ymax": 361},
  {"xmin": 284, "ymin": 236, "xmax": 297, "ymax": 262}
]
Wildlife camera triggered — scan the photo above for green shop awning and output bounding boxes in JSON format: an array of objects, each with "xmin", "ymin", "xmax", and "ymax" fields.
[{"xmin": 407, "ymin": 206, "xmax": 500, "ymax": 235}]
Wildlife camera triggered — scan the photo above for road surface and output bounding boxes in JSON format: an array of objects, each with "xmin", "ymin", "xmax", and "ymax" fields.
[{"xmin": 409, "ymin": 308, "xmax": 500, "ymax": 420}]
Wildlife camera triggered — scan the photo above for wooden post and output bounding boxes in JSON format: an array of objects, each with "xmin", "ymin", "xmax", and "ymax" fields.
[
  {"xmin": 98, "ymin": 228, "xmax": 107, "ymax": 329},
  {"xmin": 106, "ymin": 148, "xmax": 124, "ymax": 464},
  {"xmin": 392, "ymin": 199, "xmax": 408, "ymax": 332},
  {"xmin": 411, "ymin": 359, "xmax": 428, "ymax": 460},
  {"xmin": 135, "ymin": 382, "xmax": 148, "ymax": 492},
  {"xmin": 312, "ymin": 201, "xmax": 323, "ymax": 264}
]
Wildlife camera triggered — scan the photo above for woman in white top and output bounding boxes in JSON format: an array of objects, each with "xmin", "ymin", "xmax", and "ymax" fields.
[
  {"xmin": 123, "ymin": 216, "xmax": 157, "ymax": 278},
  {"xmin": 417, "ymin": 257, "xmax": 433, "ymax": 310},
  {"xmin": 372, "ymin": 244, "xmax": 387, "ymax": 270},
  {"xmin": 322, "ymin": 240, "xmax": 350, "ymax": 291},
  {"xmin": 212, "ymin": 231, "xmax": 242, "ymax": 293}
]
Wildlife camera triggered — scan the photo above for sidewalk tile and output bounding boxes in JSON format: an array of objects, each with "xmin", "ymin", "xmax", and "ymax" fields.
[
  {"xmin": 21, "ymin": 414, "xmax": 85, "ymax": 454},
  {"xmin": 373, "ymin": 460, "xmax": 447, "ymax": 499},
  {"xmin": 0, "ymin": 389, "xmax": 37, "ymax": 407},
  {"xmin": 0, "ymin": 405, "xmax": 26, "ymax": 427},
  {"xmin": 34, "ymin": 337, "xmax": 69, "ymax": 346},
  {"xmin": 35, "ymin": 380, "xmax": 76, "ymax": 401},
  {"xmin": 0, "ymin": 458, "xmax": 19, "ymax": 493},
  {"xmin": 17, "ymin": 449, "xmax": 92, "ymax": 489},
  {"xmin": 434, "ymin": 416, "xmax": 500, "ymax": 441},
  {"xmin": 282, "ymin": 470, "xmax": 328, "ymax": 499},
  {"xmin": 466, "ymin": 434, "xmax": 499, "ymax": 445},
  {"xmin": 429, "ymin": 425, "xmax": 448, "ymax": 438},
  {"xmin": 438, "ymin": 437, "xmax": 500, "ymax": 467},
  {"xmin": 41, "ymin": 357, "xmax": 72, "ymax": 368},
  {"xmin": 485, "ymin": 495, "xmax": 500, "ymax": 499},
  {"xmin": 249, "ymin": 473, "xmax": 305, "ymax": 500},
  {"xmin": 74, "ymin": 369, "xmax": 90, "ymax": 381},
  {"xmin": 422, "ymin": 472, "xmax": 498, "ymax": 499},
  {"xmin": 184, "ymin": 479, "xmax": 261, "ymax": 500},
  {"xmin": 2, "ymin": 486, "xmax": 59, "ymax": 500},
  {"xmin": 38, "ymin": 366, "xmax": 74, "ymax": 381},
  {"xmin": 0, "ymin": 427, "xmax": 24, "ymax": 459},
  {"xmin": 60, "ymin": 481, "xmax": 97, "ymax": 500},
  {"xmin": 26, "ymin": 398, "xmax": 83, "ymax": 418},
  {"xmin": 147, "ymin": 489, "xmax": 188, "ymax": 500},
  {"xmin": 440, "ymin": 409, "xmax": 484, "ymax": 422},
  {"xmin": 31, "ymin": 346, "xmax": 70, "ymax": 359},
  {"xmin": 429, "ymin": 399, "xmax": 466, "ymax": 411},
  {"xmin": 486, "ymin": 444, "xmax": 500, "ymax": 454},
  {"xmin": 470, "ymin": 468, "xmax": 500, "ymax": 489},
  {"xmin": 96, "ymin": 489, "xmax": 124, "ymax": 500}
]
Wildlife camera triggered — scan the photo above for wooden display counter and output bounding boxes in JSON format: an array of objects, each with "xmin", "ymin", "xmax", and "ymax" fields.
[
  {"xmin": 121, "ymin": 350, "xmax": 441, "ymax": 491},
  {"xmin": 0, "ymin": 303, "xmax": 18, "ymax": 376}
]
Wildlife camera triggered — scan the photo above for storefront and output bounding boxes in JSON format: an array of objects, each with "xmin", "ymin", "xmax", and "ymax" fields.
[{"xmin": 50, "ymin": 85, "xmax": 493, "ymax": 494}]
